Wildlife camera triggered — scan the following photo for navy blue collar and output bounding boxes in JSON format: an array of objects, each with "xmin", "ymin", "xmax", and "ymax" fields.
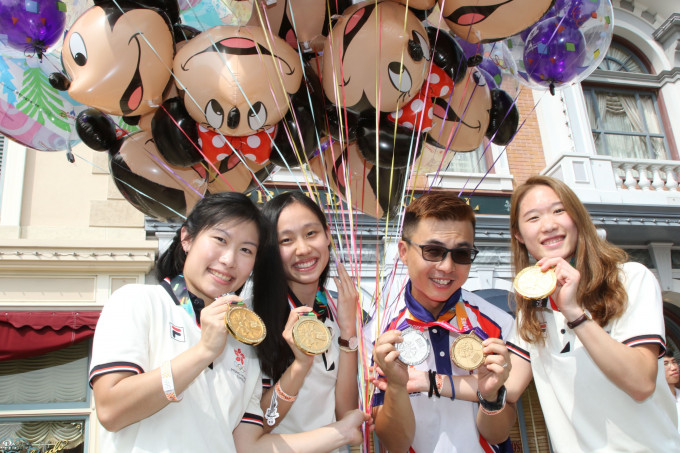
[{"xmin": 404, "ymin": 281, "xmax": 461, "ymax": 322}]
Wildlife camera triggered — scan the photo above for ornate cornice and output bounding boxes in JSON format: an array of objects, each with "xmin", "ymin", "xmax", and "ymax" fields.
[
  {"xmin": 653, "ymin": 13, "xmax": 680, "ymax": 43},
  {"xmin": 0, "ymin": 242, "xmax": 156, "ymax": 272}
]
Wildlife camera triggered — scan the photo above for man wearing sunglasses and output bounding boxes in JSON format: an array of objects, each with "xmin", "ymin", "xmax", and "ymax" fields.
[{"xmin": 371, "ymin": 192, "xmax": 516, "ymax": 453}]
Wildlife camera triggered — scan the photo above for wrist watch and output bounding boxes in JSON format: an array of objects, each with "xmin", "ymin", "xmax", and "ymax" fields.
[
  {"xmin": 477, "ymin": 385, "xmax": 507, "ymax": 415},
  {"xmin": 338, "ymin": 335, "xmax": 358, "ymax": 352},
  {"xmin": 567, "ymin": 309, "xmax": 592, "ymax": 329}
]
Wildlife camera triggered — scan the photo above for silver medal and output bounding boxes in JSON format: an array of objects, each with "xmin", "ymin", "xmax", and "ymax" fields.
[{"xmin": 395, "ymin": 328, "xmax": 430, "ymax": 366}]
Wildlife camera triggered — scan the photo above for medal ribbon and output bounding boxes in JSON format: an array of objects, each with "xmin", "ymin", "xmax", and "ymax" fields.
[
  {"xmin": 406, "ymin": 302, "xmax": 489, "ymax": 340},
  {"xmin": 287, "ymin": 287, "xmax": 336, "ymax": 322},
  {"xmin": 163, "ymin": 274, "xmax": 203, "ymax": 326},
  {"xmin": 534, "ymin": 296, "xmax": 559, "ymax": 311}
]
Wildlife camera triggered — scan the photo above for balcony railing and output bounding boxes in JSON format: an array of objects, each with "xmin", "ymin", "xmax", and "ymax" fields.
[
  {"xmin": 613, "ymin": 160, "xmax": 679, "ymax": 191},
  {"xmin": 544, "ymin": 154, "xmax": 680, "ymax": 205}
]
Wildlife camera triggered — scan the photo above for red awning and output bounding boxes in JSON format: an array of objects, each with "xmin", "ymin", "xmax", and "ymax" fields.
[{"xmin": 0, "ymin": 311, "xmax": 100, "ymax": 361}]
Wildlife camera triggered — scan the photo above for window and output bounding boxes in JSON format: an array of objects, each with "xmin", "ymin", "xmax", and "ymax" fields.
[
  {"xmin": 582, "ymin": 41, "xmax": 671, "ymax": 160},
  {"xmin": 0, "ymin": 341, "xmax": 92, "ymax": 452},
  {"xmin": 446, "ymin": 142, "xmax": 489, "ymax": 174},
  {"xmin": 443, "ymin": 138, "xmax": 491, "ymax": 174}
]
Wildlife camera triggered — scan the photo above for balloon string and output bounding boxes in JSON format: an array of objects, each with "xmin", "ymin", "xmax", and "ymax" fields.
[
  {"xmin": 156, "ymin": 104, "xmax": 240, "ymax": 193},
  {"xmin": 465, "ymin": 88, "xmax": 548, "ymax": 198},
  {"xmin": 254, "ymin": 3, "xmax": 333, "ymax": 198},
  {"xmin": 106, "ymin": 0, "xmax": 270, "ymax": 194},
  {"xmin": 141, "ymin": 144, "xmax": 206, "ymax": 200},
  {"xmin": 74, "ymin": 151, "xmax": 187, "ymax": 220}
]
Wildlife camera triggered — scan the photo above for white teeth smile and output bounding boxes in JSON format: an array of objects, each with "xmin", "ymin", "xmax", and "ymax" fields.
[
  {"xmin": 542, "ymin": 237, "xmax": 563, "ymax": 246},
  {"xmin": 209, "ymin": 269, "xmax": 232, "ymax": 281},
  {"xmin": 431, "ymin": 278, "xmax": 450, "ymax": 285},
  {"xmin": 294, "ymin": 259, "xmax": 316, "ymax": 270}
]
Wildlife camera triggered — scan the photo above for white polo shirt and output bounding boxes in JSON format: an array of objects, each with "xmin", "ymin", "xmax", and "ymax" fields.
[
  {"xmin": 372, "ymin": 286, "xmax": 515, "ymax": 453},
  {"xmin": 262, "ymin": 292, "xmax": 342, "ymax": 452},
  {"xmin": 507, "ymin": 262, "xmax": 680, "ymax": 452},
  {"xmin": 90, "ymin": 284, "xmax": 264, "ymax": 453}
]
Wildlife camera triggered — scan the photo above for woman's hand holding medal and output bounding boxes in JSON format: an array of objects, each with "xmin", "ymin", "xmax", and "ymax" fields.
[
  {"xmin": 283, "ymin": 307, "xmax": 316, "ymax": 367},
  {"xmin": 198, "ymin": 294, "xmax": 241, "ymax": 359},
  {"xmin": 536, "ymin": 257, "xmax": 582, "ymax": 320}
]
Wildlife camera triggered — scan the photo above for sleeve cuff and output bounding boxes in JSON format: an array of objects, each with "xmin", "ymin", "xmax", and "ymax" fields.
[
  {"xmin": 89, "ymin": 361, "xmax": 144, "ymax": 388},
  {"xmin": 622, "ymin": 334, "xmax": 666, "ymax": 358},
  {"xmin": 506, "ymin": 342, "xmax": 531, "ymax": 362}
]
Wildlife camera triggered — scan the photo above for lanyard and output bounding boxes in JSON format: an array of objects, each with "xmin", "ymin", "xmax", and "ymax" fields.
[
  {"xmin": 164, "ymin": 274, "xmax": 203, "ymax": 326},
  {"xmin": 406, "ymin": 300, "xmax": 488, "ymax": 340},
  {"xmin": 287, "ymin": 287, "xmax": 336, "ymax": 322}
]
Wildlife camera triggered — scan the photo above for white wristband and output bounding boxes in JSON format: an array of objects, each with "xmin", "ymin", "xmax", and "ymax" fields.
[{"xmin": 161, "ymin": 360, "xmax": 182, "ymax": 402}]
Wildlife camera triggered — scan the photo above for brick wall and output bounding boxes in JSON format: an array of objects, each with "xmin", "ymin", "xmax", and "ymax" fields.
[{"xmin": 505, "ymin": 88, "xmax": 546, "ymax": 187}]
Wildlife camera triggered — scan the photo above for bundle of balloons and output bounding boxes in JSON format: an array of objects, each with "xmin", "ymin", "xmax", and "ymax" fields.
[{"xmin": 0, "ymin": 0, "xmax": 613, "ymax": 221}]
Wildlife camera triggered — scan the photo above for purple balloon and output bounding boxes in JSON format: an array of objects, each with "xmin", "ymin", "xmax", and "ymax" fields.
[
  {"xmin": 523, "ymin": 16, "xmax": 586, "ymax": 88},
  {"xmin": 564, "ymin": 0, "xmax": 601, "ymax": 27},
  {"xmin": 454, "ymin": 36, "xmax": 484, "ymax": 66},
  {"xmin": 479, "ymin": 58, "xmax": 502, "ymax": 88},
  {"xmin": 0, "ymin": 0, "xmax": 66, "ymax": 57},
  {"xmin": 519, "ymin": 5, "xmax": 558, "ymax": 41}
]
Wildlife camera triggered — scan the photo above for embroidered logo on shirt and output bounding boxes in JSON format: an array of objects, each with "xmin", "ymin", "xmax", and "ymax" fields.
[
  {"xmin": 231, "ymin": 348, "xmax": 247, "ymax": 383},
  {"xmin": 235, "ymin": 348, "xmax": 245, "ymax": 365},
  {"xmin": 170, "ymin": 323, "xmax": 185, "ymax": 342}
]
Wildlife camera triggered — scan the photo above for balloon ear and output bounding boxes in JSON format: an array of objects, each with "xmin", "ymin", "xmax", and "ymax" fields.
[
  {"xmin": 174, "ymin": 24, "xmax": 200, "ymax": 43},
  {"xmin": 151, "ymin": 97, "xmax": 202, "ymax": 166},
  {"xmin": 135, "ymin": 0, "xmax": 181, "ymax": 24},
  {"xmin": 76, "ymin": 109, "xmax": 119, "ymax": 151},
  {"xmin": 109, "ymin": 147, "xmax": 187, "ymax": 223},
  {"xmin": 427, "ymin": 26, "xmax": 466, "ymax": 84},
  {"xmin": 486, "ymin": 89, "xmax": 519, "ymax": 146},
  {"xmin": 407, "ymin": 5, "xmax": 435, "ymax": 21},
  {"xmin": 48, "ymin": 73, "xmax": 71, "ymax": 91},
  {"xmin": 356, "ymin": 110, "xmax": 420, "ymax": 169},
  {"xmin": 368, "ymin": 164, "xmax": 408, "ymax": 218}
]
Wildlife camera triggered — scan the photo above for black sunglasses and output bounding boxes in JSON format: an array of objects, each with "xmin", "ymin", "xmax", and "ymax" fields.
[{"xmin": 403, "ymin": 238, "xmax": 479, "ymax": 264}]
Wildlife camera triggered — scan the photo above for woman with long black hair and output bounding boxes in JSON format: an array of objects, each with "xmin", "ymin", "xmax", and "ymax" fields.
[
  {"xmin": 257, "ymin": 192, "xmax": 359, "ymax": 444},
  {"xmin": 89, "ymin": 192, "xmax": 367, "ymax": 453}
]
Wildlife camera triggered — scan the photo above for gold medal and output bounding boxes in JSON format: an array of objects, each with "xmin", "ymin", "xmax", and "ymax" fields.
[
  {"xmin": 292, "ymin": 314, "xmax": 331, "ymax": 355},
  {"xmin": 450, "ymin": 333, "xmax": 485, "ymax": 371},
  {"xmin": 513, "ymin": 265, "xmax": 557, "ymax": 300},
  {"xmin": 225, "ymin": 303, "xmax": 267, "ymax": 346}
]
